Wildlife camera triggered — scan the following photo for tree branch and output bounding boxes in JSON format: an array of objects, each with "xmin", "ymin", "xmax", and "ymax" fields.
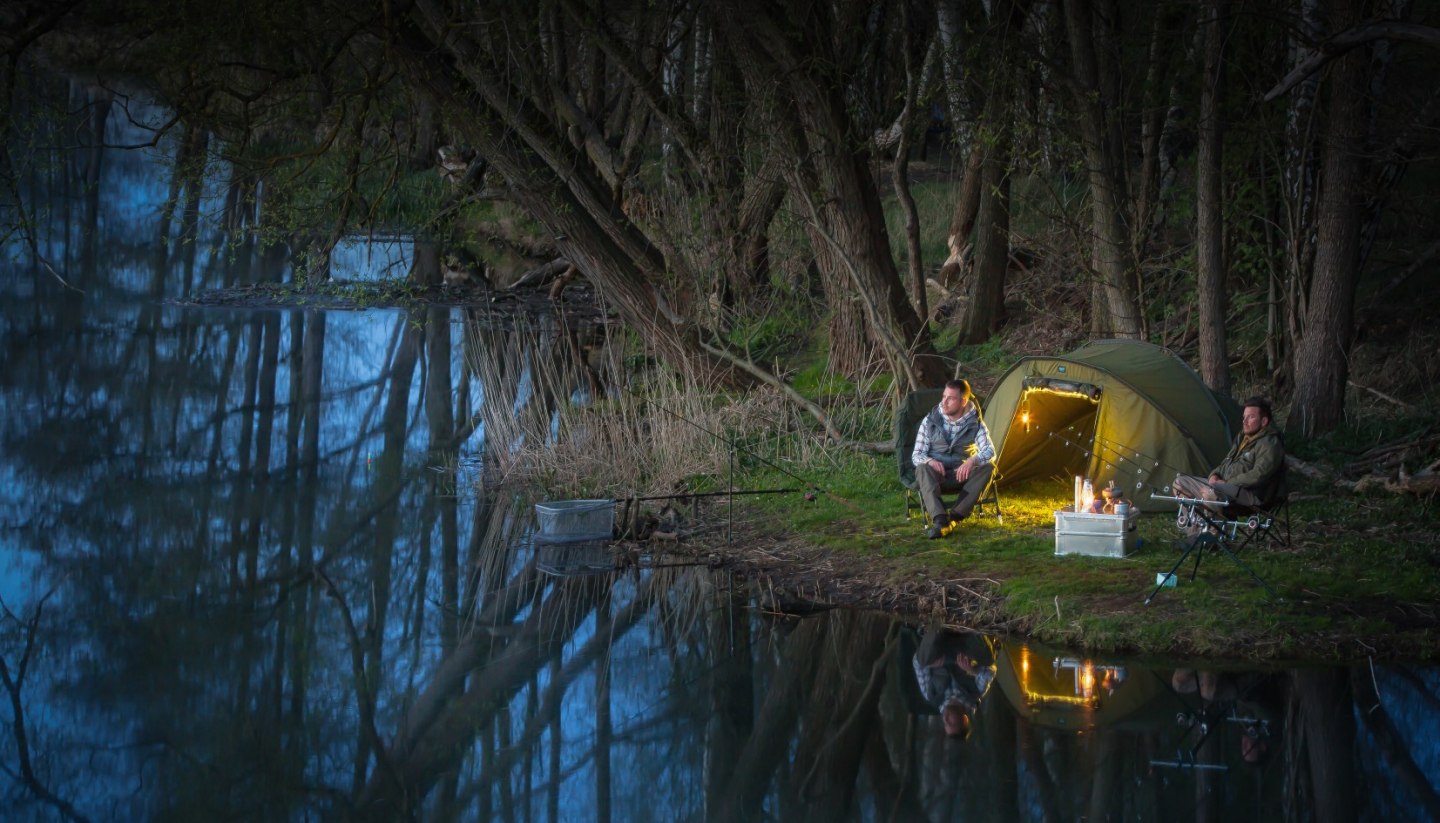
[{"xmin": 1264, "ymin": 21, "xmax": 1440, "ymax": 102}]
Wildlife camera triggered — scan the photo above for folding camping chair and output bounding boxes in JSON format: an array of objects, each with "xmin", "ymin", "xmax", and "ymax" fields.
[
  {"xmin": 895, "ymin": 388, "xmax": 1003, "ymax": 526},
  {"xmin": 1226, "ymin": 464, "xmax": 1292, "ymax": 554},
  {"xmin": 1144, "ymin": 491, "xmax": 1280, "ymax": 605}
]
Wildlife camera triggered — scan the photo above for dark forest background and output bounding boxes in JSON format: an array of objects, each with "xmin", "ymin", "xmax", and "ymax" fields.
[{"xmin": 4, "ymin": 0, "xmax": 1439, "ymax": 438}]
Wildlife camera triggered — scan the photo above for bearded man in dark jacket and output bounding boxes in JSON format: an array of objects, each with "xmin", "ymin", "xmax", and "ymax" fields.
[{"xmin": 1174, "ymin": 396, "xmax": 1285, "ymax": 509}]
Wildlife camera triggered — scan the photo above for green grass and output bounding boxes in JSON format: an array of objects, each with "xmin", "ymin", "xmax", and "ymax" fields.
[{"xmin": 720, "ymin": 447, "xmax": 1440, "ymax": 662}]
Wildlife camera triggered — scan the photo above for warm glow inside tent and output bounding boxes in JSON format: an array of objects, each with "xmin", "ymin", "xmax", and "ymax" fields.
[
  {"xmin": 984, "ymin": 339, "xmax": 1240, "ymax": 512},
  {"xmin": 993, "ymin": 644, "xmax": 1166, "ymax": 731}
]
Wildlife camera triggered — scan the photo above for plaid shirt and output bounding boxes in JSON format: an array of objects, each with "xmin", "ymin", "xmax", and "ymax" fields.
[
  {"xmin": 911, "ymin": 654, "xmax": 996, "ymax": 711},
  {"xmin": 911, "ymin": 404, "xmax": 995, "ymax": 468}
]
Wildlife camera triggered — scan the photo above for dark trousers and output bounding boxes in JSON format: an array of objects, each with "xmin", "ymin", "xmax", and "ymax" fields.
[{"xmin": 916, "ymin": 462, "xmax": 995, "ymax": 522}]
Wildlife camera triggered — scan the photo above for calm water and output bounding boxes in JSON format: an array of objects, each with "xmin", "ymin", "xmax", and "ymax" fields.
[{"xmin": 2, "ymin": 72, "xmax": 1438, "ymax": 823}]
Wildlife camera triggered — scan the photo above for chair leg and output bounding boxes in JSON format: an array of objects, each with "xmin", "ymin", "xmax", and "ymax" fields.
[
  {"xmin": 1274, "ymin": 500, "xmax": 1292, "ymax": 547},
  {"xmin": 905, "ymin": 490, "xmax": 933, "ymax": 527}
]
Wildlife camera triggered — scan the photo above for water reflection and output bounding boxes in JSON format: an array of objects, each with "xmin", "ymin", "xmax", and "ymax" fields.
[{"xmin": 2, "ymin": 68, "xmax": 1438, "ymax": 822}]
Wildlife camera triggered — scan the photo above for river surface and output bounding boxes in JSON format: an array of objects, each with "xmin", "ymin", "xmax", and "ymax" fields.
[{"xmin": 1, "ymin": 72, "xmax": 1438, "ymax": 822}]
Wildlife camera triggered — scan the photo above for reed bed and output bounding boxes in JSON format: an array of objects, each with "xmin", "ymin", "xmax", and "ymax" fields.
[{"xmin": 463, "ymin": 310, "xmax": 888, "ymax": 504}]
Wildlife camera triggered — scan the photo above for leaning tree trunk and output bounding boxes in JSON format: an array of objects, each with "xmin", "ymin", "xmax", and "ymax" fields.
[
  {"xmin": 1196, "ymin": 0, "xmax": 1230, "ymax": 395},
  {"xmin": 717, "ymin": 0, "xmax": 946, "ymax": 389},
  {"xmin": 393, "ymin": 13, "xmax": 739, "ymax": 384},
  {"xmin": 1288, "ymin": 0, "xmax": 1370, "ymax": 436}
]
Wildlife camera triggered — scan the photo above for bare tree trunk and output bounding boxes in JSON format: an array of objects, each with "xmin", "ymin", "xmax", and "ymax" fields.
[
  {"xmin": 1280, "ymin": 0, "xmax": 1325, "ymax": 393},
  {"xmin": 941, "ymin": 144, "xmax": 985, "ymax": 288},
  {"xmin": 398, "ymin": 9, "xmax": 742, "ymax": 383},
  {"xmin": 1064, "ymin": 0, "xmax": 1143, "ymax": 338},
  {"xmin": 1288, "ymin": 0, "xmax": 1370, "ymax": 436},
  {"xmin": 937, "ymin": 0, "xmax": 976, "ymax": 150},
  {"xmin": 937, "ymin": 0, "xmax": 982, "ymax": 289},
  {"xmin": 894, "ymin": 4, "xmax": 929, "ymax": 322},
  {"xmin": 1133, "ymin": 6, "xmax": 1181, "ymax": 261},
  {"xmin": 1196, "ymin": 0, "xmax": 1231, "ymax": 395},
  {"xmin": 960, "ymin": 116, "xmax": 1010, "ymax": 343}
]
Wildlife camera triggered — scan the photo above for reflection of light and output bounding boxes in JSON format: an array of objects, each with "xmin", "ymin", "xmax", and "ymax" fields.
[{"xmin": 1052, "ymin": 656, "xmax": 1128, "ymax": 706}]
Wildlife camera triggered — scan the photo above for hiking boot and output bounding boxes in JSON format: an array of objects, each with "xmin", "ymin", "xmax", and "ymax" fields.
[{"xmin": 926, "ymin": 517, "xmax": 952, "ymax": 539}]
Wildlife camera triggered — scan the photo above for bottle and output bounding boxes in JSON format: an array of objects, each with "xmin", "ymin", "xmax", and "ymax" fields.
[
  {"xmin": 1074, "ymin": 476, "xmax": 1083, "ymax": 512},
  {"xmin": 1082, "ymin": 478, "xmax": 1094, "ymax": 514}
]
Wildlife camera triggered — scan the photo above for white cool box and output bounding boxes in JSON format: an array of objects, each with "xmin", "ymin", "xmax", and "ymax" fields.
[{"xmin": 1054, "ymin": 508, "xmax": 1139, "ymax": 558}]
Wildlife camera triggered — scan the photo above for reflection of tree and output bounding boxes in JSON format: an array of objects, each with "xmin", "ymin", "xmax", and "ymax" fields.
[
  {"xmin": 362, "ymin": 575, "xmax": 606, "ymax": 815},
  {"xmin": 1291, "ymin": 669, "xmax": 1358, "ymax": 823},
  {"xmin": 8, "ymin": 86, "xmax": 1440, "ymax": 819},
  {"xmin": 0, "ymin": 595, "xmax": 90, "ymax": 823},
  {"xmin": 1350, "ymin": 666, "xmax": 1440, "ymax": 820}
]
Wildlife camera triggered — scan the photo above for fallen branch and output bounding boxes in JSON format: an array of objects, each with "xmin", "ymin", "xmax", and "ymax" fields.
[
  {"xmin": 1286, "ymin": 455, "xmax": 1357, "ymax": 492},
  {"xmin": 695, "ymin": 336, "xmax": 844, "ymax": 442},
  {"xmin": 1389, "ymin": 466, "xmax": 1440, "ymax": 497},
  {"xmin": 1347, "ymin": 380, "xmax": 1413, "ymax": 409},
  {"xmin": 509, "ymin": 257, "xmax": 573, "ymax": 290},
  {"xmin": 1342, "ymin": 431, "xmax": 1439, "ymax": 478}
]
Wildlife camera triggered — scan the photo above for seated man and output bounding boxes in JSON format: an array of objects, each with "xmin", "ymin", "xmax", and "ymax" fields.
[
  {"xmin": 1174, "ymin": 396, "xmax": 1285, "ymax": 512},
  {"xmin": 912, "ymin": 379, "xmax": 996, "ymax": 539},
  {"xmin": 911, "ymin": 628, "xmax": 996, "ymax": 740}
]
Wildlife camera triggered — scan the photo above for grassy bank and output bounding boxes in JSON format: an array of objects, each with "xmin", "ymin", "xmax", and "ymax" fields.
[
  {"xmin": 722, "ymin": 450, "xmax": 1439, "ymax": 662},
  {"xmin": 526, "ymin": 357, "xmax": 1439, "ymax": 663}
]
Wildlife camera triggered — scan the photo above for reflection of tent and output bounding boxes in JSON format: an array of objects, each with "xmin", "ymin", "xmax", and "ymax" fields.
[
  {"xmin": 993, "ymin": 644, "xmax": 1165, "ymax": 731},
  {"xmin": 984, "ymin": 339, "xmax": 1240, "ymax": 511}
]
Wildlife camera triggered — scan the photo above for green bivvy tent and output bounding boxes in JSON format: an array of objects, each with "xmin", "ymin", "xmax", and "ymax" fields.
[{"xmin": 984, "ymin": 339, "xmax": 1240, "ymax": 512}]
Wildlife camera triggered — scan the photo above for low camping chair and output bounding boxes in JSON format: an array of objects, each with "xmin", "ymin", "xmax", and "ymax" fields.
[
  {"xmin": 1226, "ymin": 464, "xmax": 1292, "ymax": 554},
  {"xmin": 895, "ymin": 388, "xmax": 1003, "ymax": 526}
]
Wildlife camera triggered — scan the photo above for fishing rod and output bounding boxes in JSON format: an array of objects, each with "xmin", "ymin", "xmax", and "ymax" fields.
[
  {"xmin": 642, "ymin": 397, "xmax": 857, "ymax": 541},
  {"xmin": 645, "ymin": 397, "xmax": 855, "ymax": 502},
  {"xmin": 1090, "ymin": 434, "xmax": 1198, "ymax": 495},
  {"xmin": 621, "ymin": 488, "xmax": 804, "ymax": 503}
]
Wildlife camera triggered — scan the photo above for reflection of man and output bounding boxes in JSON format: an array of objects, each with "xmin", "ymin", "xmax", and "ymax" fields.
[
  {"xmin": 1174, "ymin": 396, "xmax": 1285, "ymax": 510},
  {"xmin": 912, "ymin": 379, "xmax": 995, "ymax": 539},
  {"xmin": 912, "ymin": 630, "xmax": 996, "ymax": 739}
]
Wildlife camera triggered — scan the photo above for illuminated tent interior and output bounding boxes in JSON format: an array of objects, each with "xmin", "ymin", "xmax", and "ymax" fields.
[
  {"xmin": 983, "ymin": 340, "xmax": 1241, "ymax": 512},
  {"xmin": 993, "ymin": 643, "xmax": 1167, "ymax": 731}
]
